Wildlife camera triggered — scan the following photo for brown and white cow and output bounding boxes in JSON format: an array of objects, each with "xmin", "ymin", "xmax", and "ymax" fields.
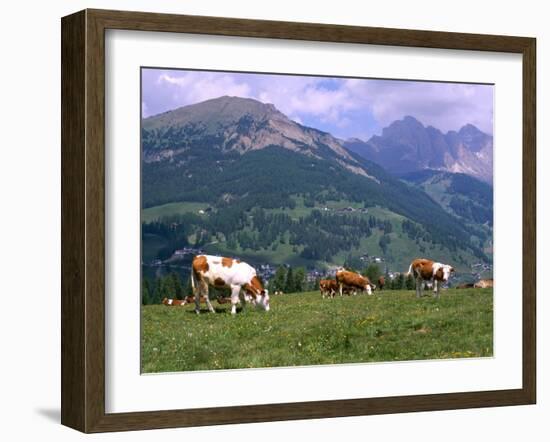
[
  {"xmin": 474, "ymin": 278, "xmax": 493, "ymax": 288},
  {"xmin": 162, "ymin": 297, "xmax": 187, "ymax": 306},
  {"xmin": 319, "ymin": 279, "xmax": 339, "ymax": 299},
  {"xmin": 407, "ymin": 258, "xmax": 455, "ymax": 298},
  {"xmin": 336, "ymin": 269, "xmax": 375, "ymax": 296},
  {"xmin": 191, "ymin": 255, "xmax": 269, "ymax": 315},
  {"xmin": 162, "ymin": 295, "xmax": 207, "ymax": 306}
]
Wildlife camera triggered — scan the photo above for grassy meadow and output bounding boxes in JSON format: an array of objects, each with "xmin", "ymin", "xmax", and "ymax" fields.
[{"xmin": 141, "ymin": 288, "xmax": 493, "ymax": 373}]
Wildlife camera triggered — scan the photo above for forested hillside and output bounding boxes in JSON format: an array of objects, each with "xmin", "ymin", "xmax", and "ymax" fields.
[{"xmin": 141, "ymin": 96, "xmax": 491, "ymax": 280}]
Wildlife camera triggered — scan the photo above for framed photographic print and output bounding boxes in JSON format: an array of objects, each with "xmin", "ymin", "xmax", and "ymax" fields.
[{"xmin": 61, "ymin": 9, "xmax": 536, "ymax": 433}]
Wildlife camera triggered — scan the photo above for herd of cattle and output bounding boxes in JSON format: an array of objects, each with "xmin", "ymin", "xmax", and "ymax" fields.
[
  {"xmin": 161, "ymin": 254, "xmax": 492, "ymax": 315},
  {"xmin": 320, "ymin": 258, "xmax": 455, "ymax": 299}
]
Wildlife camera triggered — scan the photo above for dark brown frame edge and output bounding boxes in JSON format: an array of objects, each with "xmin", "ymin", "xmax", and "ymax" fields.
[{"xmin": 61, "ymin": 8, "xmax": 536, "ymax": 433}]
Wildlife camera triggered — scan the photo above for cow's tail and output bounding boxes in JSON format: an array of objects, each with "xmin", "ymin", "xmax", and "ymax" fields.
[
  {"xmin": 190, "ymin": 267, "xmax": 198, "ymax": 294},
  {"xmin": 407, "ymin": 263, "xmax": 413, "ymax": 276}
]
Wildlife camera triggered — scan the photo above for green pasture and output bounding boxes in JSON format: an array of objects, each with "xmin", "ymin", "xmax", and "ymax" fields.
[{"xmin": 141, "ymin": 288, "xmax": 493, "ymax": 373}]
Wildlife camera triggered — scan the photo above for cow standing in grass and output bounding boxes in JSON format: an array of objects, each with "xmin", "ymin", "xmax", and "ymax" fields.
[
  {"xmin": 191, "ymin": 255, "xmax": 270, "ymax": 315},
  {"xmin": 336, "ymin": 269, "xmax": 375, "ymax": 296},
  {"xmin": 319, "ymin": 279, "xmax": 339, "ymax": 298},
  {"xmin": 407, "ymin": 258, "xmax": 455, "ymax": 298}
]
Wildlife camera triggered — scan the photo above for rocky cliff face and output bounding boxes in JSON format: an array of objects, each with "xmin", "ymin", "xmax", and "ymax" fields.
[
  {"xmin": 344, "ymin": 117, "xmax": 493, "ymax": 184},
  {"xmin": 142, "ymin": 95, "xmax": 373, "ymax": 179}
]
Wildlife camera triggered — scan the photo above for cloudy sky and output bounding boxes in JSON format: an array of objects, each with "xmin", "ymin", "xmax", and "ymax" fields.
[{"xmin": 141, "ymin": 68, "xmax": 493, "ymax": 141}]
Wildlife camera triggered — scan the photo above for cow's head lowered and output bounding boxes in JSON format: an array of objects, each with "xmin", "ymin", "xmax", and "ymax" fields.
[
  {"xmin": 360, "ymin": 275, "xmax": 375, "ymax": 295},
  {"xmin": 364, "ymin": 281, "xmax": 374, "ymax": 295},
  {"xmin": 245, "ymin": 276, "xmax": 270, "ymax": 311}
]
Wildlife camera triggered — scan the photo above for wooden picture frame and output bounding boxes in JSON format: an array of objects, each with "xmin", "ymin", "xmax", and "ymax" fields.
[{"xmin": 61, "ymin": 8, "xmax": 536, "ymax": 433}]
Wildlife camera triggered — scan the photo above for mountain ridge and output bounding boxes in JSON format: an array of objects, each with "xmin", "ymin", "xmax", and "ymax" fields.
[
  {"xmin": 344, "ymin": 116, "xmax": 493, "ymax": 184},
  {"xmin": 141, "ymin": 96, "xmax": 490, "ymax": 269},
  {"xmin": 142, "ymin": 96, "xmax": 374, "ymax": 180}
]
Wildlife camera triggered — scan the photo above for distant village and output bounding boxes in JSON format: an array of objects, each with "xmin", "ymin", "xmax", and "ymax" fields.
[
  {"xmin": 183, "ymin": 205, "xmax": 371, "ymax": 217},
  {"xmin": 144, "ymin": 237, "xmax": 492, "ymax": 287},
  {"xmin": 147, "ymin": 247, "xmax": 393, "ymax": 285}
]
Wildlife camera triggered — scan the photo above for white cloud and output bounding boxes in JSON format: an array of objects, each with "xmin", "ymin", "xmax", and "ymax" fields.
[
  {"xmin": 252, "ymin": 77, "xmax": 360, "ymax": 128},
  {"xmin": 156, "ymin": 72, "xmax": 253, "ymax": 107},
  {"xmin": 344, "ymin": 79, "xmax": 494, "ymax": 135},
  {"xmin": 143, "ymin": 69, "xmax": 494, "ymax": 137}
]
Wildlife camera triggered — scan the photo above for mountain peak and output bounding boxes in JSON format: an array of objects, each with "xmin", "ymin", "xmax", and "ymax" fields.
[
  {"xmin": 381, "ymin": 116, "xmax": 426, "ymax": 137},
  {"xmin": 402, "ymin": 115, "xmax": 423, "ymax": 125},
  {"xmin": 142, "ymin": 96, "xmax": 375, "ymax": 180},
  {"xmin": 344, "ymin": 117, "xmax": 493, "ymax": 184},
  {"xmin": 148, "ymin": 96, "xmax": 280, "ymax": 125},
  {"xmin": 458, "ymin": 123, "xmax": 484, "ymax": 136},
  {"xmin": 456, "ymin": 123, "xmax": 491, "ymax": 153},
  {"xmin": 202, "ymin": 95, "xmax": 278, "ymax": 112}
]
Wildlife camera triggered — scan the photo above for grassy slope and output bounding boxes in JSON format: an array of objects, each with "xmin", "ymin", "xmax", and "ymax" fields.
[
  {"xmin": 142, "ymin": 198, "xmax": 482, "ymax": 273},
  {"xmin": 142, "ymin": 201, "xmax": 210, "ymax": 223},
  {"xmin": 141, "ymin": 288, "xmax": 493, "ymax": 373},
  {"xmin": 402, "ymin": 174, "xmax": 493, "ymax": 255}
]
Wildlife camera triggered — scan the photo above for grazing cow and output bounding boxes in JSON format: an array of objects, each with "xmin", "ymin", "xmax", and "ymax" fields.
[
  {"xmin": 162, "ymin": 297, "xmax": 187, "ymax": 306},
  {"xmin": 162, "ymin": 295, "xmax": 207, "ymax": 306},
  {"xmin": 336, "ymin": 269, "xmax": 375, "ymax": 296},
  {"xmin": 191, "ymin": 255, "xmax": 269, "ymax": 315},
  {"xmin": 319, "ymin": 279, "xmax": 339, "ymax": 298},
  {"xmin": 474, "ymin": 279, "xmax": 494, "ymax": 288},
  {"xmin": 378, "ymin": 276, "xmax": 386, "ymax": 291},
  {"xmin": 407, "ymin": 258, "xmax": 455, "ymax": 298}
]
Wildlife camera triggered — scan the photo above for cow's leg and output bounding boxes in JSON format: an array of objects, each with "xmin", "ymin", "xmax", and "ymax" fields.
[
  {"xmin": 339, "ymin": 282, "xmax": 343, "ymax": 297},
  {"xmin": 195, "ymin": 281, "xmax": 206, "ymax": 314},
  {"xmin": 434, "ymin": 280, "xmax": 440, "ymax": 299},
  {"xmin": 204, "ymin": 294, "xmax": 215, "ymax": 313},
  {"xmin": 230, "ymin": 285, "xmax": 241, "ymax": 315},
  {"xmin": 416, "ymin": 277, "xmax": 422, "ymax": 298}
]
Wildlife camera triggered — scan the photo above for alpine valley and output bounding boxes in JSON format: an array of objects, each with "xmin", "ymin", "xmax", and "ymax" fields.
[{"xmin": 141, "ymin": 96, "xmax": 493, "ymax": 280}]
